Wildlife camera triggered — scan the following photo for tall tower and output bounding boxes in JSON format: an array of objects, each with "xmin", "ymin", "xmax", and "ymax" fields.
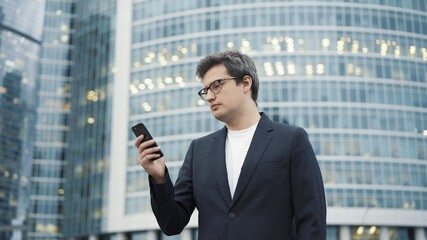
[
  {"xmin": 122, "ymin": 1, "xmax": 427, "ymax": 240},
  {"xmin": 52, "ymin": 0, "xmax": 427, "ymax": 239},
  {"xmin": 0, "ymin": 0, "xmax": 44, "ymax": 239},
  {"xmin": 27, "ymin": 0, "xmax": 75, "ymax": 239},
  {"xmin": 62, "ymin": 0, "xmax": 119, "ymax": 238}
]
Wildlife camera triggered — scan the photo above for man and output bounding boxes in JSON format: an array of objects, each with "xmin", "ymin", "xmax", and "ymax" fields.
[{"xmin": 135, "ymin": 50, "xmax": 327, "ymax": 239}]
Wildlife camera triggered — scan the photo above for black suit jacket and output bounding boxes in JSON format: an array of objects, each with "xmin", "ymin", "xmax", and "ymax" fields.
[{"xmin": 150, "ymin": 113, "xmax": 327, "ymax": 240}]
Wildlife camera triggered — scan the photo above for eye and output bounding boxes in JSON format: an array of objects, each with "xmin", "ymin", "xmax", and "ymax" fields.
[{"xmin": 211, "ymin": 80, "xmax": 221, "ymax": 90}]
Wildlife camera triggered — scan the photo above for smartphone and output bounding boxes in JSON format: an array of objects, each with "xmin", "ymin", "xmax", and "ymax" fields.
[{"xmin": 131, "ymin": 123, "xmax": 164, "ymax": 159}]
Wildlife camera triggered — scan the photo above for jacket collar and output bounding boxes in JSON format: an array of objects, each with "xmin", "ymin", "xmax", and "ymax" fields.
[{"xmin": 209, "ymin": 113, "xmax": 274, "ymax": 207}]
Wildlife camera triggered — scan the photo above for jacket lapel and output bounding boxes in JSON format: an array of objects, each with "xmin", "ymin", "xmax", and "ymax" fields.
[
  {"xmin": 231, "ymin": 114, "xmax": 274, "ymax": 206},
  {"xmin": 209, "ymin": 127, "xmax": 233, "ymax": 206}
]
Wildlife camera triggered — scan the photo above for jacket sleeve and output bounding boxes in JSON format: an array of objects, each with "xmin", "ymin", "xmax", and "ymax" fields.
[
  {"xmin": 149, "ymin": 140, "xmax": 196, "ymax": 235},
  {"xmin": 290, "ymin": 127, "xmax": 327, "ymax": 239}
]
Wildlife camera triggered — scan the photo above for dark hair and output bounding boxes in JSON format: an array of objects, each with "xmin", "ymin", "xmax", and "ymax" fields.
[{"xmin": 196, "ymin": 49, "xmax": 259, "ymax": 102}]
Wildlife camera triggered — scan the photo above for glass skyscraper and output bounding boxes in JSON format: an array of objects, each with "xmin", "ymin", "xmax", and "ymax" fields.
[
  {"xmin": 0, "ymin": 0, "xmax": 44, "ymax": 239},
  {"xmin": 62, "ymin": 0, "xmax": 118, "ymax": 238},
  {"xmin": 122, "ymin": 0, "xmax": 427, "ymax": 240},
  {"xmin": 27, "ymin": 0, "xmax": 74, "ymax": 239},
  {"xmin": 1, "ymin": 0, "xmax": 426, "ymax": 239}
]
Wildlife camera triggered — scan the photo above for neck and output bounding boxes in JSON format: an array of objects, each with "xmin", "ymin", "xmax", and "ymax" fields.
[{"xmin": 226, "ymin": 103, "xmax": 261, "ymax": 131}]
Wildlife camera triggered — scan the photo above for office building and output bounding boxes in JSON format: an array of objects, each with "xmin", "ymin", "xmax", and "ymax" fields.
[
  {"xmin": 62, "ymin": 0, "xmax": 119, "ymax": 238},
  {"xmin": 121, "ymin": 1, "xmax": 427, "ymax": 240},
  {"xmin": 26, "ymin": 0, "xmax": 75, "ymax": 239},
  {"xmin": 0, "ymin": 0, "xmax": 44, "ymax": 239},
  {"xmin": 2, "ymin": 0, "xmax": 426, "ymax": 239}
]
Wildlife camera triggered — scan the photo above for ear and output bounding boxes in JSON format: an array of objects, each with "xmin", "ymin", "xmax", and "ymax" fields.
[{"xmin": 242, "ymin": 75, "xmax": 252, "ymax": 93}]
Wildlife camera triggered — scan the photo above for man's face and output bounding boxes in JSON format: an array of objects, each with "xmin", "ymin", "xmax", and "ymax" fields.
[{"xmin": 202, "ymin": 64, "xmax": 245, "ymax": 123}]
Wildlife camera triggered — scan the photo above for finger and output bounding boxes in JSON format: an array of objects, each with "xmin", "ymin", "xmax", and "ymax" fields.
[
  {"xmin": 138, "ymin": 139, "xmax": 158, "ymax": 152},
  {"xmin": 141, "ymin": 146, "xmax": 161, "ymax": 157},
  {"xmin": 139, "ymin": 153, "xmax": 161, "ymax": 166},
  {"xmin": 138, "ymin": 146, "xmax": 160, "ymax": 162},
  {"xmin": 134, "ymin": 135, "xmax": 145, "ymax": 148}
]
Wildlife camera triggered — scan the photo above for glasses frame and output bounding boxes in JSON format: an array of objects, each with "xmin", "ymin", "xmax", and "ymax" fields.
[{"xmin": 197, "ymin": 77, "xmax": 236, "ymax": 101}]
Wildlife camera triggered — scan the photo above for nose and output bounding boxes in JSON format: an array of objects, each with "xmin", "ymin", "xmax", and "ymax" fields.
[{"xmin": 206, "ymin": 89, "xmax": 215, "ymax": 102}]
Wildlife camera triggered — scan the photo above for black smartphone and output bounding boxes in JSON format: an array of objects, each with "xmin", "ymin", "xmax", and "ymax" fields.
[{"xmin": 131, "ymin": 123, "xmax": 164, "ymax": 159}]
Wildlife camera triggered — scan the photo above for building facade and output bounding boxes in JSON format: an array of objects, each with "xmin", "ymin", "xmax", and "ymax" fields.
[
  {"xmin": 27, "ymin": 0, "xmax": 75, "ymax": 239},
  {"xmin": 1, "ymin": 0, "xmax": 426, "ymax": 239},
  {"xmin": 0, "ymin": 0, "xmax": 44, "ymax": 239},
  {"xmin": 62, "ymin": 0, "xmax": 118, "ymax": 238},
  {"xmin": 120, "ymin": 0, "xmax": 427, "ymax": 240}
]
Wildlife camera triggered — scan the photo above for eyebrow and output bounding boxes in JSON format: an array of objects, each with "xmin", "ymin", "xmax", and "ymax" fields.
[{"xmin": 204, "ymin": 77, "xmax": 234, "ymax": 85}]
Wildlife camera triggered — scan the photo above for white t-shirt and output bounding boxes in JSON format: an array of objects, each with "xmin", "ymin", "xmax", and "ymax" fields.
[{"xmin": 225, "ymin": 123, "xmax": 258, "ymax": 198}]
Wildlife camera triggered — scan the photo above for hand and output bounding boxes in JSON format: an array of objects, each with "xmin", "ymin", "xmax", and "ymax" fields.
[{"xmin": 134, "ymin": 135, "xmax": 166, "ymax": 184}]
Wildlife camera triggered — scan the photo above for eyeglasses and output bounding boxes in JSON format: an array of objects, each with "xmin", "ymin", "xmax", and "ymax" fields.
[{"xmin": 197, "ymin": 77, "xmax": 236, "ymax": 101}]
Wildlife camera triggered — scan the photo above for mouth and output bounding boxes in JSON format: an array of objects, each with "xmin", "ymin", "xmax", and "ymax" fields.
[{"xmin": 210, "ymin": 103, "xmax": 220, "ymax": 110}]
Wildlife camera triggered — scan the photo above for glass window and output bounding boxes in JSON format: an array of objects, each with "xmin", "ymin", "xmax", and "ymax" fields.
[
  {"xmin": 389, "ymin": 227, "xmax": 415, "ymax": 240},
  {"xmin": 327, "ymin": 226, "xmax": 339, "ymax": 240},
  {"xmin": 160, "ymin": 232, "xmax": 182, "ymax": 240},
  {"xmin": 130, "ymin": 232, "xmax": 148, "ymax": 240},
  {"xmin": 350, "ymin": 226, "xmax": 380, "ymax": 240}
]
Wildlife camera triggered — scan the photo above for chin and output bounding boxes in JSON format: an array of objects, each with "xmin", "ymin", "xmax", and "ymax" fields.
[{"xmin": 211, "ymin": 110, "xmax": 229, "ymax": 123}]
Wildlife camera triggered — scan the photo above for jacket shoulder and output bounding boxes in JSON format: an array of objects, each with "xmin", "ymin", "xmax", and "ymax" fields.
[
  {"xmin": 268, "ymin": 118, "xmax": 307, "ymax": 136},
  {"xmin": 193, "ymin": 127, "xmax": 225, "ymax": 144}
]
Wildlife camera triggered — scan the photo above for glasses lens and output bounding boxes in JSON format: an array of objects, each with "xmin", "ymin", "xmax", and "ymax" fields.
[
  {"xmin": 210, "ymin": 80, "xmax": 222, "ymax": 94},
  {"xmin": 198, "ymin": 77, "xmax": 233, "ymax": 101},
  {"xmin": 198, "ymin": 89, "xmax": 207, "ymax": 100}
]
